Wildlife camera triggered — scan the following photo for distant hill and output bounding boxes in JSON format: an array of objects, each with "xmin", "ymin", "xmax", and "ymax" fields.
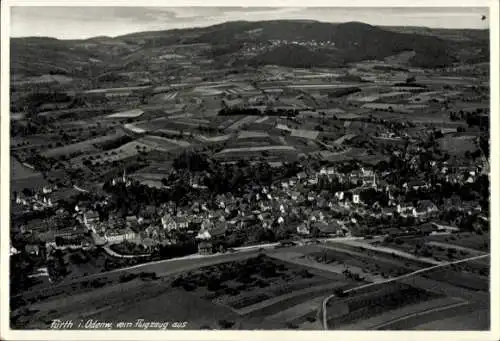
[
  {"xmin": 10, "ymin": 20, "xmax": 489, "ymax": 77},
  {"xmin": 200, "ymin": 21, "xmax": 460, "ymax": 68},
  {"xmin": 381, "ymin": 26, "xmax": 489, "ymax": 42},
  {"xmin": 246, "ymin": 45, "xmax": 342, "ymax": 68}
]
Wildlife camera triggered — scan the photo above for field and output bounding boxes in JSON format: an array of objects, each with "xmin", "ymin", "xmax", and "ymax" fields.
[
  {"xmin": 124, "ymin": 123, "xmax": 146, "ymax": 134},
  {"xmin": 290, "ymin": 129, "xmax": 319, "ymax": 140},
  {"xmin": 215, "ymin": 145, "xmax": 296, "ymax": 160},
  {"xmin": 425, "ymin": 232, "xmax": 490, "ymax": 252},
  {"xmin": 336, "ymin": 239, "xmax": 489, "ymax": 291},
  {"xmin": 238, "ymin": 130, "xmax": 270, "ymax": 139},
  {"xmin": 227, "ymin": 116, "xmax": 260, "ymax": 131},
  {"xmin": 11, "ymin": 156, "xmax": 48, "ymax": 191},
  {"xmin": 11, "ymin": 240, "xmax": 491, "ymax": 330},
  {"xmin": 41, "ymin": 142, "xmax": 98, "ymax": 158},
  {"xmin": 41, "ymin": 131, "xmax": 128, "ymax": 158},
  {"xmin": 12, "ymin": 74, "xmax": 73, "ymax": 86},
  {"xmin": 333, "ymin": 134, "xmax": 358, "ymax": 145},
  {"xmin": 156, "ymin": 129, "xmax": 192, "ymax": 137},
  {"xmin": 326, "ymin": 282, "xmax": 443, "ymax": 329},
  {"xmin": 13, "ymin": 277, "xmax": 244, "ymax": 330},
  {"xmin": 135, "ymin": 117, "xmax": 211, "ymax": 133},
  {"xmin": 106, "ymin": 109, "xmax": 144, "ymax": 119},
  {"xmin": 169, "ymin": 254, "xmax": 352, "ymax": 328},
  {"xmin": 340, "ymin": 296, "xmax": 467, "ymax": 330},
  {"xmin": 400, "ymin": 307, "xmax": 489, "ymax": 330},
  {"xmin": 195, "ymin": 134, "xmax": 232, "ymax": 143},
  {"xmin": 138, "ymin": 135, "xmax": 191, "ymax": 150},
  {"xmin": 438, "ymin": 135, "xmax": 477, "ymax": 155},
  {"xmin": 70, "ymin": 140, "xmax": 147, "ymax": 165},
  {"xmin": 13, "ymin": 251, "xmax": 291, "ymax": 329},
  {"xmin": 316, "ymin": 148, "xmax": 389, "ymax": 165},
  {"xmin": 361, "ymin": 103, "xmax": 429, "ymax": 113},
  {"xmin": 79, "ymin": 135, "xmax": 189, "ymax": 164},
  {"xmin": 14, "ymin": 248, "xmax": 355, "ymax": 330},
  {"xmin": 150, "ymin": 92, "xmax": 178, "ymax": 103}
]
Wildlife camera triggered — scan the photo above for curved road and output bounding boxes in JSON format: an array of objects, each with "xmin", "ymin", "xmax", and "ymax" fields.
[{"xmin": 321, "ymin": 253, "xmax": 490, "ymax": 330}]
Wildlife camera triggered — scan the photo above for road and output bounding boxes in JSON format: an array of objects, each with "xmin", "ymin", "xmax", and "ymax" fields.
[{"xmin": 321, "ymin": 253, "xmax": 490, "ymax": 330}]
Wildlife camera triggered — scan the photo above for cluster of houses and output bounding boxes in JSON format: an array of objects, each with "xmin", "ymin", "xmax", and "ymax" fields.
[
  {"xmin": 14, "ymin": 185, "xmax": 56, "ymax": 211},
  {"xmin": 13, "ymin": 153, "xmax": 487, "ymax": 260},
  {"xmin": 74, "ymin": 162, "xmax": 476, "ymax": 255}
]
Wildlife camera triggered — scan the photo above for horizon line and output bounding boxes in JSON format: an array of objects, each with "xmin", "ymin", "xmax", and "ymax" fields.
[{"xmin": 9, "ymin": 19, "xmax": 490, "ymax": 41}]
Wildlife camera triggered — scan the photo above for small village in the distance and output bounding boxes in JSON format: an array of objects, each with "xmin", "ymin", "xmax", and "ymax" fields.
[{"xmin": 9, "ymin": 19, "xmax": 490, "ymax": 330}]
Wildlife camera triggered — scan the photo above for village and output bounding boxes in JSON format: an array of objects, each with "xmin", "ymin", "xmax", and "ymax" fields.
[{"xmin": 12, "ymin": 148, "xmax": 488, "ymax": 267}]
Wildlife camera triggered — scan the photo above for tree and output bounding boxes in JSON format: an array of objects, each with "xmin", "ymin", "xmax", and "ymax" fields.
[
  {"xmin": 218, "ymin": 320, "xmax": 235, "ymax": 329},
  {"xmin": 334, "ymin": 288, "xmax": 348, "ymax": 297}
]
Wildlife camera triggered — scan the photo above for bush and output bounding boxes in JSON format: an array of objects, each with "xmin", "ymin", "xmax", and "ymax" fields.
[
  {"xmin": 334, "ymin": 288, "xmax": 348, "ymax": 297},
  {"xmin": 207, "ymin": 277, "xmax": 222, "ymax": 291},
  {"xmin": 119, "ymin": 272, "xmax": 138, "ymax": 283},
  {"xmin": 306, "ymin": 316, "xmax": 316, "ymax": 323},
  {"xmin": 299, "ymin": 269, "xmax": 314, "ymax": 278},
  {"xmin": 218, "ymin": 320, "xmax": 235, "ymax": 329},
  {"xmin": 139, "ymin": 271, "xmax": 158, "ymax": 280},
  {"xmin": 225, "ymin": 287, "xmax": 240, "ymax": 296},
  {"xmin": 90, "ymin": 279, "xmax": 105, "ymax": 288},
  {"xmin": 257, "ymin": 280, "xmax": 270, "ymax": 288},
  {"xmin": 182, "ymin": 281, "xmax": 197, "ymax": 291}
]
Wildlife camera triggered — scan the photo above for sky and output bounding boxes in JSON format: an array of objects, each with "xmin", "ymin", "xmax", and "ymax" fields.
[{"xmin": 10, "ymin": 7, "xmax": 490, "ymax": 39}]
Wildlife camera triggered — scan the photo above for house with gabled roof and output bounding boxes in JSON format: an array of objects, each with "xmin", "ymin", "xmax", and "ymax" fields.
[
  {"xmin": 415, "ymin": 200, "xmax": 438, "ymax": 217},
  {"xmin": 161, "ymin": 214, "xmax": 177, "ymax": 231},
  {"xmin": 297, "ymin": 223, "xmax": 310, "ymax": 235}
]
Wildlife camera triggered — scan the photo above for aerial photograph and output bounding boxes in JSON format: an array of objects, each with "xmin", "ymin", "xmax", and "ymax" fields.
[{"xmin": 7, "ymin": 6, "xmax": 491, "ymax": 331}]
